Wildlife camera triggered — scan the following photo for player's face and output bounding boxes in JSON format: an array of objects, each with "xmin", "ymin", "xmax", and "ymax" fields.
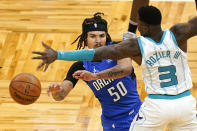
[
  {"xmin": 137, "ymin": 15, "xmax": 150, "ymax": 37},
  {"xmin": 87, "ymin": 31, "xmax": 107, "ymax": 49}
]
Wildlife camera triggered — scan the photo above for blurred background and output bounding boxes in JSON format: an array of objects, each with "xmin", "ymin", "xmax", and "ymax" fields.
[{"xmin": 0, "ymin": 0, "xmax": 196, "ymax": 130}]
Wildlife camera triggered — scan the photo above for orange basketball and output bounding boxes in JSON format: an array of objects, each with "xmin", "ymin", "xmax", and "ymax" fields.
[{"xmin": 9, "ymin": 73, "xmax": 41, "ymax": 105}]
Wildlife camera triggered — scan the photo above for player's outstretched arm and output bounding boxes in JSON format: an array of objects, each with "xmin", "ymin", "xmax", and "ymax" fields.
[
  {"xmin": 32, "ymin": 38, "xmax": 139, "ymax": 71},
  {"xmin": 170, "ymin": 16, "xmax": 197, "ymax": 45},
  {"xmin": 73, "ymin": 58, "xmax": 133, "ymax": 81},
  {"xmin": 93, "ymin": 38, "xmax": 139, "ymax": 61},
  {"xmin": 47, "ymin": 80, "xmax": 73, "ymax": 101},
  {"xmin": 93, "ymin": 58, "xmax": 133, "ymax": 79}
]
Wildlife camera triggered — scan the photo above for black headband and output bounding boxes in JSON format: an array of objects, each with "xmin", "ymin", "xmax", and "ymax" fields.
[{"xmin": 82, "ymin": 21, "xmax": 108, "ymax": 33}]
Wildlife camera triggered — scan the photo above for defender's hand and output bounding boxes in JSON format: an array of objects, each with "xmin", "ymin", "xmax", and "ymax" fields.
[{"xmin": 32, "ymin": 42, "xmax": 57, "ymax": 72}]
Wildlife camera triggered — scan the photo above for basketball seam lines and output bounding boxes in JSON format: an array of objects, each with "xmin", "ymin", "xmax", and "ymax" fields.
[
  {"xmin": 10, "ymin": 85, "xmax": 40, "ymax": 97},
  {"xmin": 11, "ymin": 80, "xmax": 41, "ymax": 90}
]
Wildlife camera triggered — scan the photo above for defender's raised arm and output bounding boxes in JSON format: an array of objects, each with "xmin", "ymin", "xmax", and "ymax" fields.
[{"xmin": 170, "ymin": 16, "xmax": 197, "ymax": 45}]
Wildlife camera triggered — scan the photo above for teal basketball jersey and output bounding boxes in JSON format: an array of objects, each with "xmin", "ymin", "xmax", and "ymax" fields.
[{"xmin": 137, "ymin": 30, "xmax": 192, "ymax": 95}]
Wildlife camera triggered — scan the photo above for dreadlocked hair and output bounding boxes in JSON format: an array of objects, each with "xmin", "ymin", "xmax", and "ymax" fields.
[{"xmin": 71, "ymin": 12, "xmax": 112, "ymax": 50}]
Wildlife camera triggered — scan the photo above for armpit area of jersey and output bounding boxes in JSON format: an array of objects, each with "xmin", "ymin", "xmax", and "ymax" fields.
[
  {"xmin": 131, "ymin": 68, "xmax": 136, "ymax": 80},
  {"xmin": 64, "ymin": 61, "xmax": 86, "ymax": 87}
]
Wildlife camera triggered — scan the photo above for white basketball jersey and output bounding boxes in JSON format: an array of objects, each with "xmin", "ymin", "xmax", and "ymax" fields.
[{"xmin": 138, "ymin": 30, "xmax": 193, "ymax": 95}]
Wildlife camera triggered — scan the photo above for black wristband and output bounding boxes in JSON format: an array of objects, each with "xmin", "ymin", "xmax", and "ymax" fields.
[{"xmin": 128, "ymin": 23, "xmax": 137, "ymax": 33}]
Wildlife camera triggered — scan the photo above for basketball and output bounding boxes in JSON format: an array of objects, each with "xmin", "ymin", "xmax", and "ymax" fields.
[{"xmin": 9, "ymin": 73, "xmax": 41, "ymax": 105}]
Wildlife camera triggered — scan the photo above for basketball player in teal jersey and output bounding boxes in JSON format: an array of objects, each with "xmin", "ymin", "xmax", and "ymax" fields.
[
  {"xmin": 32, "ymin": 6, "xmax": 197, "ymax": 131},
  {"xmin": 44, "ymin": 13, "xmax": 142, "ymax": 131}
]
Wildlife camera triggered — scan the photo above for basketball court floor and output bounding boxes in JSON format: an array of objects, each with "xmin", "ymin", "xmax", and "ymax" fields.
[{"xmin": 0, "ymin": 0, "xmax": 196, "ymax": 130}]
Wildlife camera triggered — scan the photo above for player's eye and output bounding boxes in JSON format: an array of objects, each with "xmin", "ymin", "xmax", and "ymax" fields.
[
  {"xmin": 89, "ymin": 35, "xmax": 95, "ymax": 38},
  {"xmin": 100, "ymin": 34, "xmax": 105, "ymax": 38}
]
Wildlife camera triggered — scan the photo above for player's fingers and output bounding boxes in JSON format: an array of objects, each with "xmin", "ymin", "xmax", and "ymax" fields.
[
  {"xmin": 52, "ymin": 83, "xmax": 58, "ymax": 87},
  {"xmin": 42, "ymin": 41, "xmax": 51, "ymax": 49},
  {"xmin": 51, "ymin": 83, "xmax": 56, "ymax": 87},
  {"xmin": 32, "ymin": 51, "xmax": 46, "ymax": 55},
  {"xmin": 47, "ymin": 86, "xmax": 51, "ymax": 97},
  {"xmin": 43, "ymin": 63, "xmax": 49, "ymax": 72},
  {"xmin": 50, "ymin": 83, "xmax": 60, "ymax": 90},
  {"xmin": 73, "ymin": 74, "xmax": 79, "ymax": 79},
  {"xmin": 47, "ymin": 84, "xmax": 59, "ymax": 96},
  {"xmin": 37, "ymin": 62, "xmax": 45, "ymax": 70},
  {"xmin": 77, "ymin": 73, "xmax": 87, "ymax": 80},
  {"xmin": 54, "ymin": 85, "xmax": 62, "ymax": 91},
  {"xmin": 73, "ymin": 73, "xmax": 81, "ymax": 78},
  {"xmin": 74, "ymin": 75, "xmax": 81, "ymax": 79},
  {"xmin": 73, "ymin": 70, "xmax": 83, "ymax": 75},
  {"xmin": 73, "ymin": 71, "xmax": 83, "ymax": 78},
  {"xmin": 32, "ymin": 56, "xmax": 45, "ymax": 59}
]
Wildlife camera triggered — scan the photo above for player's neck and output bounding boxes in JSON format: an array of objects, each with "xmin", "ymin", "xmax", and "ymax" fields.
[{"xmin": 149, "ymin": 27, "xmax": 163, "ymax": 43}]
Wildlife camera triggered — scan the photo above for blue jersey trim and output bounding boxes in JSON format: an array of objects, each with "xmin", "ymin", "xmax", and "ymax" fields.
[
  {"xmin": 148, "ymin": 90, "xmax": 190, "ymax": 100},
  {"xmin": 145, "ymin": 30, "xmax": 167, "ymax": 45},
  {"xmin": 137, "ymin": 37, "xmax": 144, "ymax": 56},
  {"xmin": 169, "ymin": 30, "xmax": 178, "ymax": 47}
]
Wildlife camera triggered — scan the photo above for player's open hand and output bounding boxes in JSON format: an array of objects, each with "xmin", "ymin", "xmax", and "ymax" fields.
[
  {"xmin": 32, "ymin": 42, "xmax": 57, "ymax": 72},
  {"xmin": 47, "ymin": 83, "xmax": 64, "ymax": 97},
  {"xmin": 73, "ymin": 70, "xmax": 97, "ymax": 81}
]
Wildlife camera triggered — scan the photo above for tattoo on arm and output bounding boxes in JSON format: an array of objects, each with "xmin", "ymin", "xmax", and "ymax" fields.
[
  {"xmin": 108, "ymin": 70, "xmax": 124, "ymax": 77},
  {"xmin": 96, "ymin": 70, "xmax": 124, "ymax": 79}
]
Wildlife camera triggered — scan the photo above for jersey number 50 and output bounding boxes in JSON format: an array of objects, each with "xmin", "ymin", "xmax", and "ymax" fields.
[{"xmin": 107, "ymin": 81, "xmax": 128, "ymax": 102}]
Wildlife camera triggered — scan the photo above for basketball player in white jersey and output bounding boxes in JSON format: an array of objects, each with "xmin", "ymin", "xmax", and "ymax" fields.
[{"xmin": 32, "ymin": 5, "xmax": 197, "ymax": 131}]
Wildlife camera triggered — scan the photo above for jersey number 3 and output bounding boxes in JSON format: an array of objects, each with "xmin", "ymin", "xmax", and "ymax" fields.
[
  {"xmin": 158, "ymin": 65, "xmax": 178, "ymax": 88},
  {"xmin": 107, "ymin": 81, "xmax": 127, "ymax": 102}
]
